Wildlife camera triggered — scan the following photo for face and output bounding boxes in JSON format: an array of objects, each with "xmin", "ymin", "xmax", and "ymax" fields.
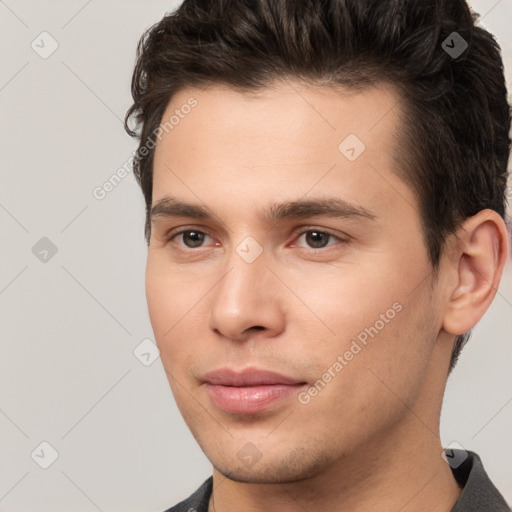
[{"xmin": 146, "ymin": 82, "xmax": 447, "ymax": 483}]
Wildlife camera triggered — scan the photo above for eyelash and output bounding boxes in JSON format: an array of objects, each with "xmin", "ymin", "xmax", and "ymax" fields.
[{"xmin": 165, "ymin": 226, "xmax": 348, "ymax": 252}]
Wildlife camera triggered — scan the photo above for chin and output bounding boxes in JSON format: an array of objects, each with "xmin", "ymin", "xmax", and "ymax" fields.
[
  {"xmin": 210, "ymin": 447, "xmax": 333, "ymax": 484},
  {"xmin": 214, "ymin": 465, "xmax": 308, "ymax": 484}
]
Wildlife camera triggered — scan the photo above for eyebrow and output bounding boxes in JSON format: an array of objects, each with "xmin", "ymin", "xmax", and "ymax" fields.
[{"xmin": 150, "ymin": 196, "xmax": 377, "ymax": 224}]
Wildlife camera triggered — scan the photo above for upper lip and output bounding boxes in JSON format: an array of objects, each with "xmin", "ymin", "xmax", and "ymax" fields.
[{"xmin": 202, "ymin": 367, "xmax": 305, "ymax": 386}]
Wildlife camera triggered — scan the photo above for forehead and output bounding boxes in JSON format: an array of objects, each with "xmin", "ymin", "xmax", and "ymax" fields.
[
  {"xmin": 158, "ymin": 80, "xmax": 401, "ymax": 148},
  {"xmin": 151, "ymin": 81, "xmax": 415, "ymax": 222}
]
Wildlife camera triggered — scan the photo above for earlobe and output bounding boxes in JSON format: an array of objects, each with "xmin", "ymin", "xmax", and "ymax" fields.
[{"xmin": 442, "ymin": 209, "xmax": 510, "ymax": 336}]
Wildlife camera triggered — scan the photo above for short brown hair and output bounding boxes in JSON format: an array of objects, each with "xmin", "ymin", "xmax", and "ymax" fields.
[{"xmin": 124, "ymin": 0, "xmax": 511, "ymax": 371}]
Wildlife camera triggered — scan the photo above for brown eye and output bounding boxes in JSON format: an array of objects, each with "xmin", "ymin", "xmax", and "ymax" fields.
[
  {"xmin": 294, "ymin": 229, "xmax": 344, "ymax": 250},
  {"xmin": 174, "ymin": 230, "xmax": 208, "ymax": 248},
  {"xmin": 304, "ymin": 231, "xmax": 332, "ymax": 249}
]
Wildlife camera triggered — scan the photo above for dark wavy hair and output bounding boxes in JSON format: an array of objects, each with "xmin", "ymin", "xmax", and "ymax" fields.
[{"xmin": 124, "ymin": 0, "xmax": 511, "ymax": 372}]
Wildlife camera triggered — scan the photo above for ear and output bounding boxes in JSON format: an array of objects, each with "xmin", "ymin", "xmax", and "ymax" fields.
[{"xmin": 442, "ymin": 209, "xmax": 510, "ymax": 336}]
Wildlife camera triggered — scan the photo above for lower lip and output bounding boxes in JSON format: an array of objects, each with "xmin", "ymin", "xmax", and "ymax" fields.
[{"xmin": 205, "ymin": 383, "xmax": 305, "ymax": 414}]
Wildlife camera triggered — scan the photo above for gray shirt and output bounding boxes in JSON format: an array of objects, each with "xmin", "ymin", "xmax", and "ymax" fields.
[{"xmin": 164, "ymin": 450, "xmax": 510, "ymax": 511}]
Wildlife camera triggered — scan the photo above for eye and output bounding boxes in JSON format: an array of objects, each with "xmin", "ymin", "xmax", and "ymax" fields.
[
  {"xmin": 166, "ymin": 227, "xmax": 347, "ymax": 252},
  {"xmin": 293, "ymin": 229, "xmax": 346, "ymax": 250},
  {"xmin": 170, "ymin": 229, "xmax": 213, "ymax": 249}
]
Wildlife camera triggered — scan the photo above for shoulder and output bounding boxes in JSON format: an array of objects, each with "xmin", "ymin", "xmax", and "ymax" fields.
[
  {"xmin": 161, "ymin": 477, "xmax": 213, "ymax": 512},
  {"xmin": 450, "ymin": 450, "xmax": 510, "ymax": 512}
]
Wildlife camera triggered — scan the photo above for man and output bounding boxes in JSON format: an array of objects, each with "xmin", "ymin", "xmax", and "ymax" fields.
[{"xmin": 124, "ymin": 0, "xmax": 511, "ymax": 510}]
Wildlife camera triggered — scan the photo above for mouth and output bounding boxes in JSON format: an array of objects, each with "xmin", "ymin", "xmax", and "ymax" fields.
[{"xmin": 202, "ymin": 367, "xmax": 307, "ymax": 414}]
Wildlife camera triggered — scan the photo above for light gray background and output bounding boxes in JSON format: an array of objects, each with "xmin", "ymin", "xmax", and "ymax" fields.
[{"xmin": 0, "ymin": 1, "xmax": 511, "ymax": 510}]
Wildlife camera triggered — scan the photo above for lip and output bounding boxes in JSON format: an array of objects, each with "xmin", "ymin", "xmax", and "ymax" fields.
[
  {"xmin": 203, "ymin": 367, "xmax": 304, "ymax": 386},
  {"xmin": 202, "ymin": 367, "xmax": 307, "ymax": 414}
]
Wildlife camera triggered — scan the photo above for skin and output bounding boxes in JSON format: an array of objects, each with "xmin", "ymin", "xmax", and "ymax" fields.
[{"xmin": 146, "ymin": 81, "xmax": 509, "ymax": 511}]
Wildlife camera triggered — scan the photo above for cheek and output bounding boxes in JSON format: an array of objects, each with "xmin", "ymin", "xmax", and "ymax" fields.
[
  {"xmin": 145, "ymin": 264, "xmax": 172, "ymax": 340},
  {"xmin": 145, "ymin": 251, "xmax": 199, "ymax": 333},
  {"xmin": 145, "ymin": 256, "xmax": 188, "ymax": 354},
  {"xmin": 295, "ymin": 301, "xmax": 436, "ymax": 451},
  {"xmin": 290, "ymin": 256, "xmax": 434, "ymax": 383},
  {"xmin": 283, "ymin": 261, "xmax": 404, "ymax": 339},
  {"xmin": 333, "ymin": 289, "xmax": 435, "ymax": 406},
  {"xmin": 145, "ymin": 255, "xmax": 210, "ymax": 376}
]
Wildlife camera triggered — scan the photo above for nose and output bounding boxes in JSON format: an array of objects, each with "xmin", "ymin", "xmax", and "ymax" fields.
[{"xmin": 208, "ymin": 244, "xmax": 285, "ymax": 342}]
